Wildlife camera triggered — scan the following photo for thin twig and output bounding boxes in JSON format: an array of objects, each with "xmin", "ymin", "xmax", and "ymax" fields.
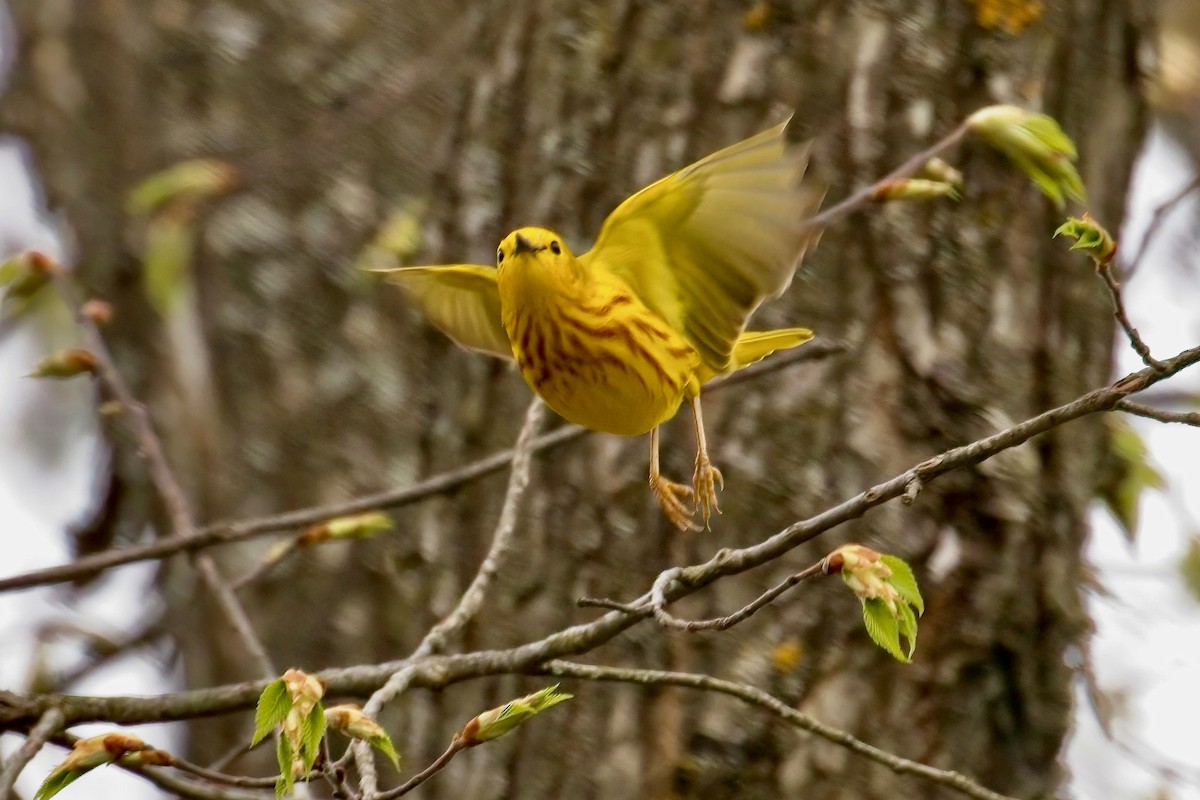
[
  {"xmin": 194, "ymin": 558, "xmax": 275, "ymax": 677},
  {"xmin": 374, "ymin": 737, "xmax": 466, "ymax": 800},
  {"xmin": 318, "ymin": 736, "xmax": 355, "ymax": 799},
  {"xmin": 1095, "ymin": 261, "xmax": 1165, "ymax": 371},
  {"xmin": 539, "ymin": 661, "xmax": 1017, "ymax": 800},
  {"xmin": 167, "ymin": 756, "xmax": 283, "ymax": 789},
  {"xmin": 5, "ymin": 344, "xmax": 1199, "ymax": 735},
  {"xmin": 649, "ymin": 561, "xmax": 826, "ymax": 632},
  {"xmin": 48, "ymin": 614, "xmax": 165, "ymax": 692},
  {"xmin": 413, "ymin": 399, "xmax": 546, "ymax": 659},
  {"xmin": 120, "ymin": 764, "xmax": 272, "ymax": 800},
  {"xmin": 0, "ymin": 340, "xmax": 845, "ymax": 595},
  {"xmin": 49, "ymin": 269, "xmax": 275, "ymax": 678},
  {"xmin": 0, "ymin": 706, "xmax": 64, "ymax": 796},
  {"xmin": 805, "ymin": 122, "xmax": 971, "ymax": 232},
  {"xmin": 1123, "ymin": 175, "xmax": 1200, "ymax": 277},
  {"xmin": 355, "ymin": 400, "xmax": 545, "ymax": 794},
  {"xmin": 575, "ymin": 597, "xmax": 644, "ymax": 614},
  {"xmin": 44, "ymin": 731, "xmax": 272, "ymax": 800},
  {"xmin": 1117, "ymin": 399, "xmax": 1200, "ymax": 427}
]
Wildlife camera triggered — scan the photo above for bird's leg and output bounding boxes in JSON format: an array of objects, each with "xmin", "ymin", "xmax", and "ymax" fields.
[
  {"xmin": 649, "ymin": 425, "xmax": 700, "ymax": 531},
  {"xmin": 689, "ymin": 395, "xmax": 724, "ymax": 529}
]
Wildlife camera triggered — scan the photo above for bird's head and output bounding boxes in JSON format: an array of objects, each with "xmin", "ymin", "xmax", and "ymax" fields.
[{"xmin": 496, "ymin": 227, "xmax": 578, "ymax": 277}]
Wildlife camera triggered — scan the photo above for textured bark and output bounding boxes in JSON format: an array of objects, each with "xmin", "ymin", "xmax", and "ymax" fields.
[{"xmin": 1, "ymin": 1, "xmax": 1151, "ymax": 798}]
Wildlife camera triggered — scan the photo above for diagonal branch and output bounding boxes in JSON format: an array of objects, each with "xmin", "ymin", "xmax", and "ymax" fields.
[
  {"xmin": 411, "ymin": 399, "xmax": 546, "ymax": 659},
  {"xmin": 539, "ymin": 661, "xmax": 1018, "ymax": 800},
  {"xmin": 805, "ymin": 122, "xmax": 971, "ymax": 231},
  {"xmin": 355, "ymin": 399, "xmax": 545, "ymax": 797},
  {"xmin": 1123, "ymin": 175, "xmax": 1200, "ymax": 277},
  {"xmin": 0, "ymin": 341, "xmax": 846, "ymax": 594},
  {"xmin": 50, "ymin": 268, "xmax": 275, "ymax": 679},
  {"xmin": 5, "ymin": 342, "xmax": 1198, "ymax": 736},
  {"xmin": 1095, "ymin": 260, "xmax": 1164, "ymax": 371},
  {"xmin": 1117, "ymin": 399, "xmax": 1200, "ymax": 427},
  {"xmin": 0, "ymin": 706, "xmax": 65, "ymax": 796},
  {"xmin": 373, "ymin": 737, "xmax": 466, "ymax": 800}
]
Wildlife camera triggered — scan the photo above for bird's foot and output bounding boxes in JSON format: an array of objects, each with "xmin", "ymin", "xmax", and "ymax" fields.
[
  {"xmin": 692, "ymin": 454, "xmax": 724, "ymax": 530},
  {"xmin": 650, "ymin": 474, "xmax": 701, "ymax": 532}
]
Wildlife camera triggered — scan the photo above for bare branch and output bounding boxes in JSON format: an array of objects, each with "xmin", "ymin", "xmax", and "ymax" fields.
[
  {"xmin": 48, "ymin": 614, "xmax": 165, "ymax": 692},
  {"xmin": 1123, "ymin": 175, "xmax": 1200, "ymax": 277},
  {"xmin": 540, "ymin": 661, "xmax": 1019, "ymax": 800},
  {"xmin": 49, "ymin": 269, "xmax": 276, "ymax": 679},
  {"xmin": 355, "ymin": 400, "xmax": 545, "ymax": 794},
  {"xmin": 0, "ymin": 706, "xmax": 64, "ymax": 796},
  {"xmin": 1117, "ymin": 399, "xmax": 1200, "ymax": 427},
  {"xmin": 805, "ymin": 122, "xmax": 971, "ymax": 231},
  {"xmin": 4, "ymin": 344, "xmax": 1198, "ymax": 739},
  {"xmin": 167, "ymin": 756, "xmax": 282, "ymax": 789},
  {"xmin": 1095, "ymin": 260, "xmax": 1165, "ymax": 371},
  {"xmin": 0, "ymin": 341, "xmax": 844, "ymax": 594},
  {"xmin": 414, "ymin": 399, "xmax": 546, "ymax": 659},
  {"xmin": 648, "ymin": 560, "xmax": 826, "ymax": 632},
  {"xmin": 120, "ymin": 764, "xmax": 272, "ymax": 800},
  {"xmin": 374, "ymin": 737, "xmax": 466, "ymax": 800}
]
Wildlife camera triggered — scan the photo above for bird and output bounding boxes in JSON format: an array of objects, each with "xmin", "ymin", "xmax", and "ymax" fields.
[{"xmin": 378, "ymin": 117, "xmax": 821, "ymax": 530}]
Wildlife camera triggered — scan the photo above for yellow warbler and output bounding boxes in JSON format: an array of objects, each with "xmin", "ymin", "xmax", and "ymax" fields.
[{"xmin": 380, "ymin": 119, "xmax": 820, "ymax": 529}]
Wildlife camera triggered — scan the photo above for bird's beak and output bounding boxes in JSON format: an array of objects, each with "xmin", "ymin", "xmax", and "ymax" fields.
[{"xmin": 514, "ymin": 233, "xmax": 541, "ymax": 255}]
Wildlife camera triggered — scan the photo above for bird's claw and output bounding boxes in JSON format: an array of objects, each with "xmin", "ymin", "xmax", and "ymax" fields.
[
  {"xmin": 693, "ymin": 455, "xmax": 723, "ymax": 530},
  {"xmin": 650, "ymin": 474, "xmax": 702, "ymax": 532}
]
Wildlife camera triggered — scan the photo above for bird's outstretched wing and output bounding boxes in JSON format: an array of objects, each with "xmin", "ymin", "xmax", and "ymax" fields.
[
  {"xmin": 376, "ymin": 265, "xmax": 513, "ymax": 359},
  {"xmin": 582, "ymin": 119, "xmax": 821, "ymax": 371}
]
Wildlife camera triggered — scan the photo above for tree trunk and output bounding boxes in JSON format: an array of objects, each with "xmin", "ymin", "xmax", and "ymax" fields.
[{"xmin": 1, "ymin": 1, "xmax": 1150, "ymax": 798}]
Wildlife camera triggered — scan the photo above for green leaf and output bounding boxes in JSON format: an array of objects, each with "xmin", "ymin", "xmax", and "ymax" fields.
[
  {"xmin": 967, "ymin": 105, "xmax": 1085, "ymax": 208},
  {"xmin": 1099, "ymin": 419, "xmax": 1165, "ymax": 543},
  {"xmin": 33, "ymin": 768, "xmax": 82, "ymax": 800},
  {"xmin": 861, "ymin": 599, "xmax": 906, "ymax": 662},
  {"xmin": 462, "ymin": 685, "xmax": 574, "ymax": 745},
  {"xmin": 253, "ymin": 679, "xmax": 291, "ymax": 746},
  {"xmin": 142, "ymin": 211, "xmax": 195, "ymax": 317},
  {"xmin": 275, "ymin": 735, "xmax": 293, "ymax": 800},
  {"xmin": 370, "ymin": 734, "xmax": 402, "ymax": 771},
  {"xmin": 1180, "ymin": 536, "xmax": 1200, "ymax": 605},
  {"xmin": 299, "ymin": 703, "xmax": 325, "ymax": 774},
  {"xmin": 895, "ymin": 600, "xmax": 919, "ymax": 660},
  {"xmin": 880, "ymin": 555, "xmax": 924, "ymax": 615},
  {"xmin": 1054, "ymin": 215, "xmax": 1116, "ymax": 263},
  {"xmin": 126, "ymin": 159, "xmax": 238, "ymax": 216}
]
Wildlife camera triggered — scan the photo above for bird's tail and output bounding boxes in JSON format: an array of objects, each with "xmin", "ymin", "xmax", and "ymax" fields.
[{"xmin": 698, "ymin": 327, "xmax": 813, "ymax": 382}]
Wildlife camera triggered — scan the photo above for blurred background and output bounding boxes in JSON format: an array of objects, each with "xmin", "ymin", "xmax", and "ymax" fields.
[{"xmin": 1, "ymin": 1, "xmax": 1198, "ymax": 798}]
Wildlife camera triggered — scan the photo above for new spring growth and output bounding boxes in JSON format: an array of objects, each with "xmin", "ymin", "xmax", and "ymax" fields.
[
  {"xmin": 256, "ymin": 511, "xmax": 394, "ymax": 574},
  {"xmin": 35, "ymin": 734, "xmax": 171, "ymax": 800},
  {"xmin": 1054, "ymin": 213, "xmax": 1117, "ymax": 265},
  {"xmin": 1, "ymin": 251, "xmax": 59, "ymax": 303},
  {"xmin": 919, "ymin": 157, "xmax": 964, "ymax": 188},
  {"xmin": 325, "ymin": 704, "xmax": 401, "ymax": 770},
  {"xmin": 298, "ymin": 511, "xmax": 393, "ymax": 546},
  {"xmin": 459, "ymin": 685, "xmax": 573, "ymax": 746},
  {"xmin": 28, "ymin": 349, "xmax": 98, "ymax": 379},
  {"xmin": 252, "ymin": 668, "xmax": 328, "ymax": 796},
  {"xmin": 967, "ymin": 104, "xmax": 1085, "ymax": 208},
  {"xmin": 871, "ymin": 178, "xmax": 960, "ymax": 203},
  {"xmin": 81, "ymin": 298, "xmax": 114, "ymax": 325},
  {"xmin": 823, "ymin": 544, "xmax": 925, "ymax": 662},
  {"xmin": 126, "ymin": 159, "xmax": 239, "ymax": 216}
]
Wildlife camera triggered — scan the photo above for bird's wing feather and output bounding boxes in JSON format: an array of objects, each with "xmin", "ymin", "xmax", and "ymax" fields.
[
  {"xmin": 582, "ymin": 119, "xmax": 821, "ymax": 370},
  {"xmin": 375, "ymin": 265, "xmax": 513, "ymax": 359}
]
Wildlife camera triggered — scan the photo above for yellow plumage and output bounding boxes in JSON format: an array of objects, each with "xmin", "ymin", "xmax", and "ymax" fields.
[{"xmin": 379, "ymin": 118, "xmax": 820, "ymax": 529}]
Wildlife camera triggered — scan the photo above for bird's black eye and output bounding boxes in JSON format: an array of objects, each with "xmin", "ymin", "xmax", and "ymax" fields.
[
  {"xmin": 550, "ymin": 240, "xmax": 561, "ymax": 255},
  {"xmin": 497, "ymin": 247, "xmax": 504, "ymax": 264}
]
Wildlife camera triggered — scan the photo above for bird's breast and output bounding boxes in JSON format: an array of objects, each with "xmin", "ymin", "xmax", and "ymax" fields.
[{"xmin": 502, "ymin": 283, "xmax": 699, "ymax": 436}]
